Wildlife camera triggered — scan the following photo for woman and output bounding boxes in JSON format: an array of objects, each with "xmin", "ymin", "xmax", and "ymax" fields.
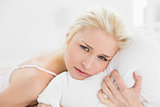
[{"xmin": 0, "ymin": 7, "xmax": 143, "ymax": 107}]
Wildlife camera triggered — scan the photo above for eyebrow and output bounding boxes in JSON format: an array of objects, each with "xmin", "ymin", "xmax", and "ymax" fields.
[{"xmin": 81, "ymin": 41, "xmax": 113, "ymax": 58}]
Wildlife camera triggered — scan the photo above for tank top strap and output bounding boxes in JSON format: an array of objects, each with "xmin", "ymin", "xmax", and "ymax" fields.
[{"xmin": 15, "ymin": 65, "xmax": 57, "ymax": 76}]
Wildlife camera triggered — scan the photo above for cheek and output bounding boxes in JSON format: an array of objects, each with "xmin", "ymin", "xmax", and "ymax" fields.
[
  {"xmin": 65, "ymin": 44, "xmax": 83, "ymax": 67},
  {"xmin": 92, "ymin": 61, "xmax": 109, "ymax": 74}
]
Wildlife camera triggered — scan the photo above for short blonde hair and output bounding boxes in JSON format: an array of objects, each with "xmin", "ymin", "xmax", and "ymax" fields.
[{"xmin": 65, "ymin": 7, "xmax": 131, "ymax": 50}]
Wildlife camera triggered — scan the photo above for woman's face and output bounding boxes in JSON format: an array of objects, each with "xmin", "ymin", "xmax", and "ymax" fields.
[{"xmin": 64, "ymin": 27, "xmax": 118, "ymax": 80}]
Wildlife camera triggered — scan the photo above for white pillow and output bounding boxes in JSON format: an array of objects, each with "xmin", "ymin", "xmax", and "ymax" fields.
[{"xmin": 105, "ymin": 35, "xmax": 160, "ymax": 106}]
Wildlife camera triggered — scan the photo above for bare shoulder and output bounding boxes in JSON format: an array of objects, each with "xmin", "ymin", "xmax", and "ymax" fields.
[
  {"xmin": 6, "ymin": 67, "xmax": 55, "ymax": 106},
  {"xmin": 10, "ymin": 67, "xmax": 54, "ymax": 92}
]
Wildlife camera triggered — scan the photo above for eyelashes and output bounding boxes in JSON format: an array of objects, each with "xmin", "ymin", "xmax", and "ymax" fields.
[
  {"xmin": 79, "ymin": 45, "xmax": 108, "ymax": 62},
  {"xmin": 80, "ymin": 45, "xmax": 89, "ymax": 52},
  {"xmin": 98, "ymin": 56, "xmax": 108, "ymax": 61}
]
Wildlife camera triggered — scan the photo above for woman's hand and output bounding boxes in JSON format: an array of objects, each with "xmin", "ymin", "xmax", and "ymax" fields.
[
  {"xmin": 98, "ymin": 70, "xmax": 144, "ymax": 107},
  {"xmin": 37, "ymin": 103, "xmax": 63, "ymax": 107},
  {"xmin": 37, "ymin": 103, "xmax": 52, "ymax": 107}
]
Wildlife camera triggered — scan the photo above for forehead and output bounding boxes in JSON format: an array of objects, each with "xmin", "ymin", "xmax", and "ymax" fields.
[{"xmin": 72, "ymin": 27, "xmax": 118, "ymax": 56}]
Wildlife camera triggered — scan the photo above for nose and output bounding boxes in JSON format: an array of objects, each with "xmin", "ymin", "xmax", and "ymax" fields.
[{"xmin": 81, "ymin": 55, "xmax": 94, "ymax": 69}]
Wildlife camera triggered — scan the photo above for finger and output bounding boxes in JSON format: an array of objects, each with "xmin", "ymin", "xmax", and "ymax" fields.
[
  {"xmin": 49, "ymin": 105, "xmax": 52, "ymax": 107},
  {"xmin": 41, "ymin": 103, "xmax": 52, "ymax": 107},
  {"xmin": 105, "ymin": 75, "xmax": 129, "ymax": 104},
  {"xmin": 104, "ymin": 75, "xmax": 120, "ymax": 98},
  {"xmin": 98, "ymin": 89, "xmax": 111, "ymax": 106},
  {"xmin": 102, "ymin": 81, "xmax": 114, "ymax": 100},
  {"xmin": 38, "ymin": 103, "xmax": 49, "ymax": 107},
  {"xmin": 133, "ymin": 72, "xmax": 142, "ymax": 93},
  {"xmin": 111, "ymin": 70, "xmax": 127, "ymax": 92}
]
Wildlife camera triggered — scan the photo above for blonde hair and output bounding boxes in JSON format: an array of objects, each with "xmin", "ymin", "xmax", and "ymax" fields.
[{"xmin": 65, "ymin": 7, "xmax": 131, "ymax": 50}]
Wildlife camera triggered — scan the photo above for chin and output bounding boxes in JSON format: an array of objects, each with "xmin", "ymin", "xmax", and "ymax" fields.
[{"xmin": 70, "ymin": 73, "xmax": 86, "ymax": 80}]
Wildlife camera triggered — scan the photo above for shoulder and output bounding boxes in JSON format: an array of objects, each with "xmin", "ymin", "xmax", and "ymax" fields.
[
  {"xmin": 9, "ymin": 67, "xmax": 54, "ymax": 100},
  {"xmin": 0, "ymin": 67, "xmax": 54, "ymax": 106},
  {"xmin": 10, "ymin": 66, "xmax": 54, "ymax": 84}
]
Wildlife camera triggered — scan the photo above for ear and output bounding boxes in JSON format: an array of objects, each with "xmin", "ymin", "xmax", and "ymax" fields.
[
  {"xmin": 65, "ymin": 33, "xmax": 70, "ymax": 39},
  {"xmin": 65, "ymin": 26, "xmax": 72, "ymax": 39}
]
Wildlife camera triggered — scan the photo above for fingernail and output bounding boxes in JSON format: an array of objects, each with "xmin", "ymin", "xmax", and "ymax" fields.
[
  {"xmin": 99, "ymin": 89, "xmax": 102, "ymax": 93},
  {"xmin": 134, "ymin": 71, "xmax": 138, "ymax": 75},
  {"xmin": 113, "ymin": 70, "xmax": 118, "ymax": 75},
  {"xmin": 135, "ymin": 71, "xmax": 141, "ymax": 76},
  {"xmin": 106, "ymin": 75, "xmax": 110, "ymax": 81},
  {"xmin": 134, "ymin": 71, "xmax": 142, "ymax": 79}
]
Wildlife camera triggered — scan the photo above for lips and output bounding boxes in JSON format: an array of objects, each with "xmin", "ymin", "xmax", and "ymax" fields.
[{"xmin": 74, "ymin": 67, "xmax": 90, "ymax": 76}]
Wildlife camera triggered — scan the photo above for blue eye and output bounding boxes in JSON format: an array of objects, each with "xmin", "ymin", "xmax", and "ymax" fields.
[
  {"xmin": 98, "ymin": 56, "xmax": 108, "ymax": 61},
  {"xmin": 80, "ymin": 45, "xmax": 89, "ymax": 52}
]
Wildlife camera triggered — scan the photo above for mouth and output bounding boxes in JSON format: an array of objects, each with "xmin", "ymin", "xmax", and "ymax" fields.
[{"xmin": 74, "ymin": 67, "xmax": 90, "ymax": 76}]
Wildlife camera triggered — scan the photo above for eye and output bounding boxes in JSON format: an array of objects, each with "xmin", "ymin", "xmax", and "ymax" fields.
[
  {"xmin": 80, "ymin": 45, "xmax": 89, "ymax": 52},
  {"xmin": 98, "ymin": 56, "xmax": 108, "ymax": 61}
]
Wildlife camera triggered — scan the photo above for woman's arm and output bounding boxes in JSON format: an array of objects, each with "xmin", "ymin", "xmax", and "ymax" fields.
[
  {"xmin": 98, "ymin": 70, "xmax": 144, "ymax": 107},
  {"xmin": 37, "ymin": 103, "xmax": 52, "ymax": 107},
  {"xmin": 0, "ymin": 68, "xmax": 54, "ymax": 107}
]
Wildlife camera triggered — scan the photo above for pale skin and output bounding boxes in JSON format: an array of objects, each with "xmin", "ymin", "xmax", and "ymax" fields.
[
  {"xmin": 0, "ymin": 27, "xmax": 143, "ymax": 107},
  {"xmin": 37, "ymin": 28, "xmax": 143, "ymax": 107},
  {"xmin": 38, "ymin": 27, "xmax": 118, "ymax": 106},
  {"xmin": 98, "ymin": 70, "xmax": 144, "ymax": 107},
  {"xmin": 0, "ymin": 50, "xmax": 67, "ymax": 107}
]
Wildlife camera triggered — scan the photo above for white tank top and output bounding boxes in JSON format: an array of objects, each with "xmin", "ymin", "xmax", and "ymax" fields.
[{"xmin": 0, "ymin": 65, "xmax": 57, "ymax": 93}]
